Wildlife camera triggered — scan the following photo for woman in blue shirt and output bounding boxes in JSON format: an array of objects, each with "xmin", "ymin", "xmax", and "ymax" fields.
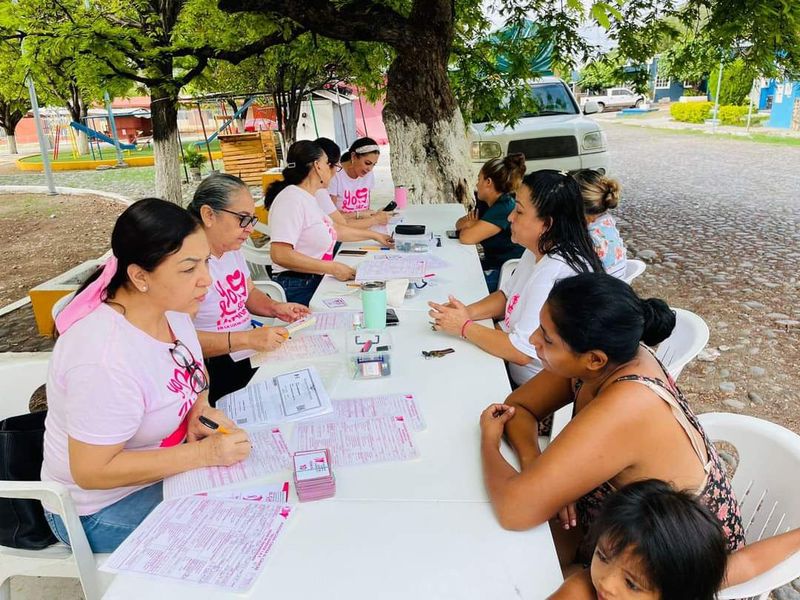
[
  {"xmin": 455, "ymin": 153, "xmax": 526, "ymax": 292},
  {"xmin": 574, "ymin": 169, "xmax": 627, "ymax": 279}
]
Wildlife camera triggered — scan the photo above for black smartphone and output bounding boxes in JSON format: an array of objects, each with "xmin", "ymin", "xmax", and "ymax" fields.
[
  {"xmin": 446, "ymin": 230, "xmax": 459, "ymax": 239},
  {"xmin": 338, "ymin": 249, "xmax": 368, "ymax": 256},
  {"xmin": 383, "ymin": 201, "xmax": 397, "ymax": 212},
  {"xmin": 386, "ymin": 308, "xmax": 400, "ymax": 326}
]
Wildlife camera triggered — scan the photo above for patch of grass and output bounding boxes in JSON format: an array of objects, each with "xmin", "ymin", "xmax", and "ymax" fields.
[
  {"xmin": 612, "ymin": 122, "xmax": 800, "ymax": 147},
  {"xmin": 20, "ymin": 139, "xmax": 221, "ymax": 164}
]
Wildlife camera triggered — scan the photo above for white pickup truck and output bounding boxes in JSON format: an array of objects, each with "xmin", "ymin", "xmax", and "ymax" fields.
[
  {"xmin": 469, "ymin": 77, "xmax": 609, "ymax": 176},
  {"xmin": 579, "ymin": 87, "xmax": 646, "ymax": 112}
]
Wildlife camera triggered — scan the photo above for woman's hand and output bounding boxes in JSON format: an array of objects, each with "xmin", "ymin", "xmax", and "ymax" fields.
[
  {"xmin": 246, "ymin": 326, "xmax": 289, "ymax": 352},
  {"xmin": 371, "ymin": 232, "xmax": 394, "ymax": 247},
  {"xmin": 480, "ymin": 403, "xmax": 516, "ymax": 447},
  {"xmin": 199, "ymin": 428, "xmax": 252, "ymax": 466},
  {"xmin": 557, "ymin": 503, "xmax": 578, "ymax": 530},
  {"xmin": 330, "ymin": 262, "xmax": 356, "ymax": 281},
  {"xmin": 272, "ymin": 302, "xmax": 310, "ymax": 323},
  {"xmin": 187, "ymin": 404, "xmax": 237, "ymax": 443},
  {"xmin": 428, "ymin": 295, "xmax": 472, "ymax": 336}
]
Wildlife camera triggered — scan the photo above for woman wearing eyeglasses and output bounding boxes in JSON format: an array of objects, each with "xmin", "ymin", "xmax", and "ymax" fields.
[
  {"xmin": 41, "ymin": 198, "xmax": 251, "ymax": 553},
  {"xmin": 266, "ymin": 140, "xmax": 391, "ymax": 305},
  {"xmin": 187, "ymin": 173, "xmax": 310, "ymax": 405}
]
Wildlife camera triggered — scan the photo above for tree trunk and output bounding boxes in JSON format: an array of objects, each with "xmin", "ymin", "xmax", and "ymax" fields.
[
  {"xmin": 382, "ymin": 6, "xmax": 471, "ymax": 206},
  {"xmin": 151, "ymin": 86, "xmax": 183, "ymax": 204},
  {"xmin": 6, "ymin": 134, "xmax": 18, "ymax": 155},
  {"xmin": 66, "ymin": 83, "xmax": 90, "ymax": 155}
]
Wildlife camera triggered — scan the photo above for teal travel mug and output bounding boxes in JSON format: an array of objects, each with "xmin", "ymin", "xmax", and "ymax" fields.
[{"xmin": 361, "ymin": 282, "xmax": 387, "ymax": 329}]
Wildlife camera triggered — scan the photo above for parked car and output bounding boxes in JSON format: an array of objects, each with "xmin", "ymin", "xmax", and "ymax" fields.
[
  {"xmin": 469, "ymin": 76, "xmax": 609, "ymax": 176},
  {"xmin": 580, "ymin": 87, "xmax": 646, "ymax": 112}
]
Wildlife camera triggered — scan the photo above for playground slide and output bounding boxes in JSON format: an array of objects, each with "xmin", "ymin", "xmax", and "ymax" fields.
[{"xmin": 70, "ymin": 121, "xmax": 136, "ymax": 150}]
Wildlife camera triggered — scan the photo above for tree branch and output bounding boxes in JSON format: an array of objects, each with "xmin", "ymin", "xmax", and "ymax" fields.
[
  {"xmin": 171, "ymin": 27, "xmax": 298, "ymax": 65},
  {"xmin": 217, "ymin": 0, "xmax": 408, "ymax": 46},
  {"xmin": 99, "ymin": 57, "xmax": 160, "ymax": 86},
  {"xmin": 177, "ymin": 57, "xmax": 209, "ymax": 86}
]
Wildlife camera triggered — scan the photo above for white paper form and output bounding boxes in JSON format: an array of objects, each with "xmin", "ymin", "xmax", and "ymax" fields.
[
  {"xmin": 327, "ymin": 394, "xmax": 425, "ymax": 431},
  {"xmin": 309, "ymin": 310, "xmax": 362, "ymax": 331},
  {"xmin": 355, "ymin": 255, "xmax": 427, "ymax": 282},
  {"xmin": 100, "ymin": 496, "xmax": 293, "ymax": 592},
  {"xmin": 250, "ymin": 333, "xmax": 338, "ymax": 367},
  {"xmin": 217, "ymin": 367, "xmax": 333, "ymax": 427},
  {"xmin": 199, "ymin": 481, "xmax": 290, "ymax": 504},
  {"xmin": 163, "ymin": 428, "xmax": 291, "ymax": 498},
  {"xmin": 293, "ymin": 416, "xmax": 418, "ymax": 466}
]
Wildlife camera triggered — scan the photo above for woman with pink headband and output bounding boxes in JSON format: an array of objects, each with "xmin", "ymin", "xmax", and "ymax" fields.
[
  {"xmin": 328, "ymin": 137, "xmax": 384, "ymax": 222},
  {"xmin": 41, "ymin": 198, "xmax": 251, "ymax": 552}
]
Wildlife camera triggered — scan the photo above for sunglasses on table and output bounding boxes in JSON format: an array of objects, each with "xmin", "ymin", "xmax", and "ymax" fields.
[
  {"xmin": 170, "ymin": 340, "xmax": 209, "ymax": 394},
  {"xmin": 217, "ymin": 208, "xmax": 259, "ymax": 228}
]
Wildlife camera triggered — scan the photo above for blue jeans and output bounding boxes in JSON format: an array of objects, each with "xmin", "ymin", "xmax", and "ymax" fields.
[
  {"xmin": 483, "ymin": 268, "xmax": 500, "ymax": 293},
  {"xmin": 272, "ymin": 272, "xmax": 323, "ymax": 306},
  {"xmin": 44, "ymin": 482, "xmax": 163, "ymax": 553}
]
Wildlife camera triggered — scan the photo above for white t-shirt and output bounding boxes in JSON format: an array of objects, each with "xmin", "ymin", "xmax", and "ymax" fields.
[
  {"xmin": 269, "ymin": 185, "xmax": 338, "ymax": 274},
  {"xmin": 41, "ymin": 305, "xmax": 203, "ymax": 515},
  {"xmin": 315, "ymin": 189, "xmax": 337, "ymax": 216},
  {"xmin": 329, "ymin": 169, "xmax": 374, "ymax": 213},
  {"xmin": 193, "ymin": 250, "xmax": 251, "ymax": 333},
  {"xmin": 499, "ymin": 250, "xmax": 585, "ymax": 386}
]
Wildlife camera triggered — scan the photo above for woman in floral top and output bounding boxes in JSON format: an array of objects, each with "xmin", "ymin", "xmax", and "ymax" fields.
[{"xmin": 574, "ymin": 170, "xmax": 627, "ymax": 279}]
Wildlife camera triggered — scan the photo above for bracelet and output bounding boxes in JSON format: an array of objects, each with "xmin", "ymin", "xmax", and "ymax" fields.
[
  {"xmin": 227, "ymin": 331, "xmax": 232, "ymax": 353},
  {"xmin": 460, "ymin": 319, "xmax": 474, "ymax": 339}
]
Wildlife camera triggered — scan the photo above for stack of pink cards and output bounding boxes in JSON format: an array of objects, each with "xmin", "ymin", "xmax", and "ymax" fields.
[{"xmin": 293, "ymin": 449, "xmax": 336, "ymax": 502}]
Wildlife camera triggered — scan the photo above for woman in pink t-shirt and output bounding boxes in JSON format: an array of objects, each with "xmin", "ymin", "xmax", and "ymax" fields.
[
  {"xmin": 266, "ymin": 140, "xmax": 392, "ymax": 305},
  {"xmin": 187, "ymin": 173, "xmax": 310, "ymax": 404},
  {"xmin": 42, "ymin": 198, "xmax": 252, "ymax": 553}
]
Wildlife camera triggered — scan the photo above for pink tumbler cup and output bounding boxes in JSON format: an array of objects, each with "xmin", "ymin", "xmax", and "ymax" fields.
[{"xmin": 394, "ymin": 185, "xmax": 408, "ymax": 210}]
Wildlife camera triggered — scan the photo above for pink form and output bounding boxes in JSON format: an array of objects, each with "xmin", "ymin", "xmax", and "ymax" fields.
[
  {"xmin": 101, "ymin": 496, "xmax": 293, "ymax": 592},
  {"xmin": 163, "ymin": 428, "xmax": 291, "ymax": 498},
  {"xmin": 293, "ymin": 415, "xmax": 418, "ymax": 466},
  {"xmin": 250, "ymin": 333, "xmax": 338, "ymax": 368},
  {"xmin": 329, "ymin": 394, "xmax": 425, "ymax": 431}
]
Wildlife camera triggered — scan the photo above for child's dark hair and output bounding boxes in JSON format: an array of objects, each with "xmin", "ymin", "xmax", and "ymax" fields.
[
  {"xmin": 521, "ymin": 170, "xmax": 603, "ymax": 274},
  {"xmin": 547, "ymin": 272, "xmax": 675, "ymax": 363},
  {"xmin": 588, "ymin": 479, "xmax": 728, "ymax": 600},
  {"xmin": 264, "ymin": 140, "xmax": 324, "ymax": 208},
  {"xmin": 341, "ymin": 136, "xmax": 379, "ymax": 163},
  {"xmin": 480, "ymin": 153, "xmax": 526, "ymax": 194},
  {"xmin": 314, "ymin": 137, "xmax": 341, "ymax": 165},
  {"xmin": 72, "ymin": 198, "xmax": 200, "ymax": 303}
]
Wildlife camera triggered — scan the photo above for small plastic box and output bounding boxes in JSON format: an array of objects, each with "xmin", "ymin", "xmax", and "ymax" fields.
[
  {"xmin": 346, "ymin": 330, "xmax": 393, "ymax": 379},
  {"xmin": 393, "ymin": 224, "xmax": 434, "ymax": 253}
]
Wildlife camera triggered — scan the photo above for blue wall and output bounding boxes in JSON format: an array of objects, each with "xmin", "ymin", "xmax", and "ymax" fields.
[
  {"xmin": 768, "ymin": 81, "xmax": 799, "ymax": 129},
  {"xmin": 648, "ymin": 58, "xmax": 704, "ymax": 102}
]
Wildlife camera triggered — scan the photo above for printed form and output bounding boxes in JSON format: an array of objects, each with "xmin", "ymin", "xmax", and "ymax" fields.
[
  {"xmin": 329, "ymin": 394, "xmax": 425, "ymax": 431},
  {"xmin": 250, "ymin": 333, "xmax": 338, "ymax": 367}
]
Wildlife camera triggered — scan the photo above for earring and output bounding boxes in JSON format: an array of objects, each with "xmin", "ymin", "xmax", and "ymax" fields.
[{"xmin": 141, "ymin": 286, "xmax": 148, "ymax": 293}]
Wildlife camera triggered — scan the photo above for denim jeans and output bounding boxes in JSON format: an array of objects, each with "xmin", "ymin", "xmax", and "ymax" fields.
[
  {"xmin": 272, "ymin": 272, "xmax": 323, "ymax": 306},
  {"xmin": 44, "ymin": 481, "xmax": 163, "ymax": 553},
  {"xmin": 483, "ymin": 268, "xmax": 500, "ymax": 293}
]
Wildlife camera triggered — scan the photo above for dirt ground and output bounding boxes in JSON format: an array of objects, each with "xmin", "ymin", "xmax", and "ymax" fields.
[{"xmin": 0, "ymin": 193, "xmax": 123, "ymax": 306}]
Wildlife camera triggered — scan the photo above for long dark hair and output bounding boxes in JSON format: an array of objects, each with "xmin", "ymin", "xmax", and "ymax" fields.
[
  {"xmin": 341, "ymin": 136, "xmax": 379, "ymax": 163},
  {"xmin": 522, "ymin": 170, "xmax": 603, "ymax": 274},
  {"xmin": 587, "ymin": 479, "xmax": 728, "ymax": 600},
  {"xmin": 264, "ymin": 140, "xmax": 324, "ymax": 208},
  {"xmin": 73, "ymin": 198, "xmax": 200, "ymax": 301},
  {"xmin": 314, "ymin": 137, "xmax": 341, "ymax": 164},
  {"xmin": 547, "ymin": 272, "xmax": 676, "ymax": 363},
  {"xmin": 187, "ymin": 172, "xmax": 248, "ymax": 219}
]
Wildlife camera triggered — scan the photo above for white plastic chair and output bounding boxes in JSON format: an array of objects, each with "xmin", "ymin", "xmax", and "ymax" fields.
[
  {"xmin": 242, "ymin": 226, "xmax": 272, "ymax": 282},
  {"xmin": 621, "ymin": 259, "xmax": 646, "ymax": 284},
  {"xmin": 655, "ymin": 308, "xmax": 710, "ymax": 380},
  {"xmin": 699, "ymin": 412, "xmax": 800, "ymax": 600},
  {"xmin": 498, "ymin": 258, "xmax": 520, "ymax": 291},
  {"xmin": 253, "ymin": 280, "xmax": 287, "ymax": 304},
  {"xmin": 50, "ymin": 291, "xmax": 75, "ymax": 322},
  {"xmin": 0, "ymin": 354, "xmax": 111, "ymax": 600}
]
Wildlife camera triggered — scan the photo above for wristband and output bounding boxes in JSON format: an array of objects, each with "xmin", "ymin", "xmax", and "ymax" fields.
[
  {"xmin": 460, "ymin": 319, "xmax": 474, "ymax": 339},
  {"xmin": 227, "ymin": 331, "xmax": 232, "ymax": 353}
]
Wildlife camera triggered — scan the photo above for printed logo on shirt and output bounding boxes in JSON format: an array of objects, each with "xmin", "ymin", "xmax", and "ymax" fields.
[
  {"xmin": 504, "ymin": 293, "xmax": 520, "ymax": 328},
  {"xmin": 322, "ymin": 216, "xmax": 338, "ymax": 261},
  {"xmin": 340, "ymin": 187, "xmax": 370, "ymax": 212},
  {"xmin": 215, "ymin": 268, "xmax": 249, "ymax": 330},
  {"xmin": 161, "ymin": 365, "xmax": 200, "ymax": 447}
]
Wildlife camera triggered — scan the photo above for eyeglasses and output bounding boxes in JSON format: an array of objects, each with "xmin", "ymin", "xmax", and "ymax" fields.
[
  {"xmin": 217, "ymin": 208, "xmax": 259, "ymax": 229},
  {"xmin": 329, "ymin": 161, "xmax": 343, "ymax": 172},
  {"xmin": 170, "ymin": 340, "xmax": 209, "ymax": 394}
]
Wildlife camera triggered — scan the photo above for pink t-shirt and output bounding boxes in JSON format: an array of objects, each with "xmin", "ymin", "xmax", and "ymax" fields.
[
  {"xmin": 329, "ymin": 169, "xmax": 374, "ymax": 213},
  {"xmin": 193, "ymin": 250, "xmax": 251, "ymax": 333},
  {"xmin": 315, "ymin": 189, "xmax": 337, "ymax": 216},
  {"xmin": 41, "ymin": 305, "xmax": 204, "ymax": 515},
  {"xmin": 269, "ymin": 185, "xmax": 337, "ymax": 274}
]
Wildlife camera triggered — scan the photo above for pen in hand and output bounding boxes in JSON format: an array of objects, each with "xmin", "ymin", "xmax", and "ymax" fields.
[{"xmin": 199, "ymin": 415, "xmax": 231, "ymax": 435}]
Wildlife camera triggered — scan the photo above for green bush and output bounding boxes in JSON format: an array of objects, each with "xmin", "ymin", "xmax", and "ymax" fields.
[
  {"xmin": 718, "ymin": 105, "xmax": 749, "ymax": 126},
  {"xmin": 670, "ymin": 101, "xmax": 713, "ymax": 123},
  {"xmin": 708, "ymin": 59, "xmax": 758, "ymax": 106}
]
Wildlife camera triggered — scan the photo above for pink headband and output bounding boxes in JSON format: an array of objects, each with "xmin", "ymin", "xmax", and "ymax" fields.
[{"xmin": 55, "ymin": 255, "xmax": 119, "ymax": 334}]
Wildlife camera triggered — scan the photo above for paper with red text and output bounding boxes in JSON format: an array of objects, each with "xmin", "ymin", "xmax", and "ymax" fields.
[
  {"xmin": 327, "ymin": 394, "xmax": 425, "ymax": 431},
  {"xmin": 250, "ymin": 333, "xmax": 338, "ymax": 367},
  {"xmin": 100, "ymin": 496, "xmax": 293, "ymax": 592},
  {"xmin": 199, "ymin": 481, "xmax": 290, "ymax": 504}
]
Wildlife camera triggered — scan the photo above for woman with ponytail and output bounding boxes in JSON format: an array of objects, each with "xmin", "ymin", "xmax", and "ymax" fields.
[
  {"xmin": 479, "ymin": 273, "xmax": 744, "ymax": 571},
  {"xmin": 42, "ymin": 199, "xmax": 251, "ymax": 552},
  {"xmin": 455, "ymin": 153, "xmax": 526, "ymax": 291},
  {"xmin": 574, "ymin": 169, "xmax": 627, "ymax": 279}
]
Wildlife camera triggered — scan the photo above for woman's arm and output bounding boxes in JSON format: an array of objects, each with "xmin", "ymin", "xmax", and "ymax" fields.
[
  {"xmin": 467, "ymin": 290, "xmax": 508, "ymax": 321},
  {"xmin": 462, "ymin": 321, "xmax": 533, "ymax": 365},
  {"xmin": 196, "ymin": 326, "xmax": 288, "ymax": 358},
  {"xmin": 458, "ymin": 220, "xmax": 501, "ymax": 245},
  {"xmin": 245, "ymin": 281, "xmax": 310, "ymax": 321},
  {"xmin": 342, "ymin": 210, "xmax": 391, "ymax": 229},
  {"xmin": 333, "ymin": 222, "xmax": 393, "ymax": 245},
  {"xmin": 725, "ymin": 528, "xmax": 800, "ymax": 587},
  {"xmin": 547, "ymin": 569, "xmax": 595, "ymax": 600},
  {"xmin": 270, "ymin": 242, "xmax": 354, "ymax": 280}
]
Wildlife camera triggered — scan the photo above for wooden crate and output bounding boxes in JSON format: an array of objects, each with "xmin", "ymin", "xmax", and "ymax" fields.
[{"xmin": 219, "ymin": 132, "xmax": 280, "ymax": 185}]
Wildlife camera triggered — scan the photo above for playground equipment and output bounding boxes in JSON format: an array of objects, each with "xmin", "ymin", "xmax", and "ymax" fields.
[{"xmin": 70, "ymin": 122, "xmax": 136, "ymax": 153}]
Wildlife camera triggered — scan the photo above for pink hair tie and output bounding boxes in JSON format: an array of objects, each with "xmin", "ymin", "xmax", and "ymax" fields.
[{"xmin": 55, "ymin": 255, "xmax": 119, "ymax": 334}]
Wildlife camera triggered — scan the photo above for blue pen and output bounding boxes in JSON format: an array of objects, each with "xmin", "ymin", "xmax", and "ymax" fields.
[{"xmin": 251, "ymin": 319, "xmax": 264, "ymax": 328}]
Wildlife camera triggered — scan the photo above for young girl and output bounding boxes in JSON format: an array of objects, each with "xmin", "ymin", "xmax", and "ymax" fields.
[
  {"xmin": 429, "ymin": 170, "xmax": 603, "ymax": 387},
  {"xmin": 550, "ymin": 479, "xmax": 800, "ymax": 600},
  {"xmin": 456, "ymin": 154, "xmax": 526, "ymax": 292},
  {"xmin": 574, "ymin": 169, "xmax": 627, "ymax": 279},
  {"xmin": 42, "ymin": 199, "xmax": 250, "ymax": 552},
  {"xmin": 328, "ymin": 137, "xmax": 381, "ymax": 221}
]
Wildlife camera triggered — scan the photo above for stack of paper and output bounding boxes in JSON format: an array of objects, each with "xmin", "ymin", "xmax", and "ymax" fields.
[{"xmin": 293, "ymin": 449, "xmax": 335, "ymax": 502}]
